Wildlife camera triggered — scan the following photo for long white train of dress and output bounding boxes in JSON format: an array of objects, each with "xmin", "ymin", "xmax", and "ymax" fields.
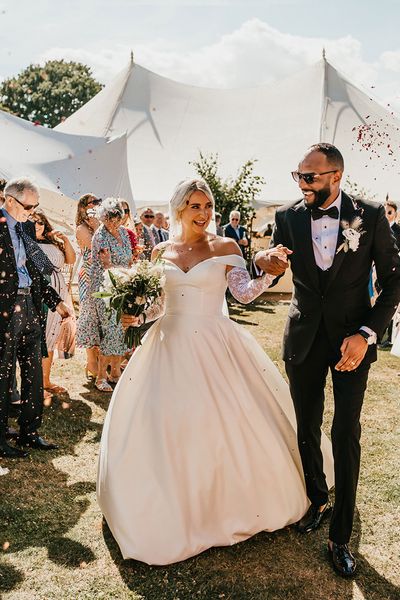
[{"xmin": 97, "ymin": 254, "xmax": 334, "ymax": 565}]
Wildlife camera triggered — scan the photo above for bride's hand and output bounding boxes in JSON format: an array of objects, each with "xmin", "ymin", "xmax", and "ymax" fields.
[
  {"xmin": 255, "ymin": 245, "xmax": 293, "ymax": 276},
  {"xmin": 121, "ymin": 314, "xmax": 142, "ymax": 329}
]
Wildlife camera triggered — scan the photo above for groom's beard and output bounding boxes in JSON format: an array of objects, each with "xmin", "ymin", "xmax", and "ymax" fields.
[{"xmin": 303, "ymin": 185, "xmax": 332, "ymax": 208}]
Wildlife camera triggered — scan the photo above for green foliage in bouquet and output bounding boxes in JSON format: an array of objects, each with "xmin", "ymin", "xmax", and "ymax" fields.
[{"xmin": 93, "ymin": 260, "xmax": 165, "ymax": 348}]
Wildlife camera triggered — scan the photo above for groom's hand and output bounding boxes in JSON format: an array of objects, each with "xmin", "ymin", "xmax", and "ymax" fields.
[
  {"xmin": 335, "ymin": 334, "xmax": 368, "ymax": 371},
  {"xmin": 255, "ymin": 245, "xmax": 293, "ymax": 276}
]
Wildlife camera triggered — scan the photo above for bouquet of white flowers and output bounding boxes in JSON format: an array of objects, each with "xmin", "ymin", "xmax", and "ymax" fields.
[{"xmin": 93, "ymin": 259, "xmax": 166, "ymax": 347}]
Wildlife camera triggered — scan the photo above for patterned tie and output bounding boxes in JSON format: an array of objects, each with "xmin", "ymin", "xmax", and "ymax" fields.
[
  {"xmin": 15, "ymin": 222, "xmax": 55, "ymax": 276},
  {"xmin": 311, "ymin": 206, "xmax": 339, "ymax": 221}
]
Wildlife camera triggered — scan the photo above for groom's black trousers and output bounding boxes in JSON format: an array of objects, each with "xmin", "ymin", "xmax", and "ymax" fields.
[{"xmin": 285, "ymin": 321, "xmax": 369, "ymax": 545}]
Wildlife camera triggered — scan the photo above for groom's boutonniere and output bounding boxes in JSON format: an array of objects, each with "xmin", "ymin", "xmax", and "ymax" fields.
[{"xmin": 336, "ymin": 216, "xmax": 365, "ymax": 254}]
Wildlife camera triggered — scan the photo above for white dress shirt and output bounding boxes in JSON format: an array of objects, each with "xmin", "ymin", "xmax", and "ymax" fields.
[{"xmin": 311, "ymin": 192, "xmax": 342, "ymax": 271}]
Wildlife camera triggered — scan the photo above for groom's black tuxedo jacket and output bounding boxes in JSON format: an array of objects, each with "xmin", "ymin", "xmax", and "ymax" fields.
[
  {"xmin": 0, "ymin": 208, "xmax": 61, "ymax": 362},
  {"xmin": 271, "ymin": 192, "xmax": 400, "ymax": 365}
]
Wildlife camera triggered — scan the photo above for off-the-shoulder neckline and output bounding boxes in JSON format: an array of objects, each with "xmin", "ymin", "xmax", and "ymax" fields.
[{"xmin": 162, "ymin": 254, "xmax": 245, "ymax": 274}]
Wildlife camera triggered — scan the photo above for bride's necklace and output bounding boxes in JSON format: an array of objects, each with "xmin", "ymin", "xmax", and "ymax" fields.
[{"xmin": 172, "ymin": 241, "xmax": 198, "ymax": 272}]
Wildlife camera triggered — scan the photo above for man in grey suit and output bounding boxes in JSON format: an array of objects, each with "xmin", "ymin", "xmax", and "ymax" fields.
[{"xmin": 152, "ymin": 211, "xmax": 169, "ymax": 243}]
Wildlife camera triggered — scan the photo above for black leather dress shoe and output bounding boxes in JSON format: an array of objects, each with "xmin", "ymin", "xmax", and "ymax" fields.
[
  {"xmin": 17, "ymin": 435, "xmax": 58, "ymax": 450},
  {"xmin": 328, "ymin": 542, "xmax": 356, "ymax": 577},
  {"xmin": 0, "ymin": 442, "xmax": 29, "ymax": 458},
  {"xmin": 297, "ymin": 501, "xmax": 332, "ymax": 533}
]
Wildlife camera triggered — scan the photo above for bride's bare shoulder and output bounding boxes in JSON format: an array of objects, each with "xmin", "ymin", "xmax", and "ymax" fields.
[{"xmin": 211, "ymin": 235, "xmax": 242, "ymax": 257}]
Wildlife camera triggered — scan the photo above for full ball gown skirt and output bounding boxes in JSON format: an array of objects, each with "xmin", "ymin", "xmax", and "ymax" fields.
[{"xmin": 97, "ymin": 255, "xmax": 334, "ymax": 565}]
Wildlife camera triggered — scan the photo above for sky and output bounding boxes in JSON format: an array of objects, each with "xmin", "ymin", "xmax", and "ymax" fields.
[{"xmin": 1, "ymin": 0, "xmax": 400, "ymax": 111}]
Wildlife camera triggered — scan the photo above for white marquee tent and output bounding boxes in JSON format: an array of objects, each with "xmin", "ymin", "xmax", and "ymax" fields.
[
  {"xmin": 57, "ymin": 54, "xmax": 400, "ymax": 208},
  {"xmin": 0, "ymin": 110, "xmax": 134, "ymax": 233}
]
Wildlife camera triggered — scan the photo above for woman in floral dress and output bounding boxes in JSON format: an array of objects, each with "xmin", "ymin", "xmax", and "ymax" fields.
[{"xmin": 89, "ymin": 198, "xmax": 133, "ymax": 391}]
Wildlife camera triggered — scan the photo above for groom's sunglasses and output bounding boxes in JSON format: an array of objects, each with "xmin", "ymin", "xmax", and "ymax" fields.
[{"xmin": 291, "ymin": 170, "xmax": 337, "ymax": 185}]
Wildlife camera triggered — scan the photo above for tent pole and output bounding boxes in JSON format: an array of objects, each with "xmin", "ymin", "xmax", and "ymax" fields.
[
  {"xmin": 319, "ymin": 48, "xmax": 329, "ymax": 142},
  {"xmin": 103, "ymin": 54, "xmax": 135, "ymax": 135}
]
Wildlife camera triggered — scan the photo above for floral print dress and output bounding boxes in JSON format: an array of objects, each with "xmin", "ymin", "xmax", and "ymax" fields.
[{"xmin": 89, "ymin": 225, "xmax": 133, "ymax": 355}]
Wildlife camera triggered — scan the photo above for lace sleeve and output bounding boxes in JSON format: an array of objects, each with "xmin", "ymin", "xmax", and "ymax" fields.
[
  {"xmin": 143, "ymin": 292, "xmax": 166, "ymax": 324},
  {"xmin": 227, "ymin": 267, "xmax": 273, "ymax": 304}
]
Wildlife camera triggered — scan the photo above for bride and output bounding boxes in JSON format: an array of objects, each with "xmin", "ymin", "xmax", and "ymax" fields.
[{"xmin": 97, "ymin": 179, "xmax": 334, "ymax": 565}]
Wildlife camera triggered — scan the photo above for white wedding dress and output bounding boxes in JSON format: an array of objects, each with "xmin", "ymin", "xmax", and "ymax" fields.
[{"xmin": 97, "ymin": 254, "xmax": 334, "ymax": 565}]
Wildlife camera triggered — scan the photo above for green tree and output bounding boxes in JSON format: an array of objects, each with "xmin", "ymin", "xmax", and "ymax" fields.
[
  {"xmin": 190, "ymin": 152, "xmax": 266, "ymax": 227},
  {"xmin": 0, "ymin": 60, "xmax": 102, "ymax": 128}
]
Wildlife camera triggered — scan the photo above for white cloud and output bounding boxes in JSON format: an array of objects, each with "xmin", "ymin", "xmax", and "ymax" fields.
[
  {"xmin": 37, "ymin": 18, "xmax": 400, "ymax": 112},
  {"xmin": 380, "ymin": 50, "xmax": 400, "ymax": 73}
]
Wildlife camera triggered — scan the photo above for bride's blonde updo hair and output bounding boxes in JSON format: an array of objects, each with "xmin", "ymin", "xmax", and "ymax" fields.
[{"xmin": 169, "ymin": 179, "xmax": 215, "ymax": 240}]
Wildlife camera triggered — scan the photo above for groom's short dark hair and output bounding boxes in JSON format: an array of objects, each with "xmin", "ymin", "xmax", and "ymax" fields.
[{"xmin": 308, "ymin": 143, "xmax": 344, "ymax": 171}]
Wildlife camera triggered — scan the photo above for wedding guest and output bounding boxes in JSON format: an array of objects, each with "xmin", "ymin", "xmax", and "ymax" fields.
[
  {"xmin": 152, "ymin": 211, "xmax": 169, "ymax": 243},
  {"xmin": 0, "ymin": 178, "xmax": 6, "ymax": 205},
  {"xmin": 224, "ymin": 211, "xmax": 249, "ymax": 258},
  {"xmin": 32, "ymin": 209, "xmax": 76, "ymax": 395},
  {"xmin": 0, "ymin": 177, "xmax": 71, "ymax": 457},
  {"xmin": 385, "ymin": 200, "xmax": 400, "ymax": 248},
  {"xmin": 1, "ymin": 179, "xmax": 43, "ymax": 406},
  {"xmin": 90, "ymin": 198, "xmax": 133, "ymax": 391},
  {"xmin": 120, "ymin": 200, "xmax": 140, "ymax": 258},
  {"xmin": 380, "ymin": 199, "xmax": 400, "ymax": 347},
  {"xmin": 75, "ymin": 193, "xmax": 101, "ymax": 378},
  {"xmin": 215, "ymin": 212, "xmax": 224, "ymax": 236},
  {"xmin": 135, "ymin": 219, "xmax": 143, "ymax": 240},
  {"xmin": 140, "ymin": 207, "xmax": 156, "ymax": 258}
]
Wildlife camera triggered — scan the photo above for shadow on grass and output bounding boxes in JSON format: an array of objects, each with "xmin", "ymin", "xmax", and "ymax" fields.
[
  {"xmin": 230, "ymin": 317, "xmax": 259, "ymax": 327},
  {"xmin": 80, "ymin": 386, "xmax": 113, "ymax": 413},
  {"xmin": 228, "ymin": 302, "xmax": 276, "ymax": 316},
  {"xmin": 0, "ymin": 396, "xmax": 96, "ymax": 593},
  {"xmin": 0, "ymin": 560, "xmax": 24, "ymax": 593},
  {"xmin": 102, "ymin": 510, "xmax": 399, "ymax": 600}
]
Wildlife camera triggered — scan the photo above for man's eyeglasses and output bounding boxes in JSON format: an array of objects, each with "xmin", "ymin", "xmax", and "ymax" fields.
[
  {"xmin": 231, "ymin": 218, "xmax": 239, "ymax": 221},
  {"xmin": 143, "ymin": 214, "xmax": 154, "ymax": 219},
  {"xmin": 291, "ymin": 170, "xmax": 337, "ymax": 185},
  {"xmin": 7, "ymin": 194, "xmax": 39, "ymax": 211}
]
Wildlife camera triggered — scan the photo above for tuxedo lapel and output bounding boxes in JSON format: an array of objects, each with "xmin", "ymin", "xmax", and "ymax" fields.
[
  {"xmin": 325, "ymin": 192, "xmax": 361, "ymax": 291},
  {"xmin": 0, "ymin": 209, "xmax": 17, "ymax": 272},
  {"xmin": 292, "ymin": 201, "xmax": 319, "ymax": 290}
]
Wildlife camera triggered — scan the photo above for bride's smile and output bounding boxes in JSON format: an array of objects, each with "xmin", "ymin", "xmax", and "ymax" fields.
[{"xmin": 179, "ymin": 190, "xmax": 213, "ymax": 235}]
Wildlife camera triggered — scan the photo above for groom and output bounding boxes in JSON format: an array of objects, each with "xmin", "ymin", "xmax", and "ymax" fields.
[{"xmin": 256, "ymin": 143, "xmax": 400, "ymax": 576}]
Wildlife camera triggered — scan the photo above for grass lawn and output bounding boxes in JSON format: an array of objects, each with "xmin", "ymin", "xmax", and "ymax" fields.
[{"xmin": 0, "ymin": 300, "xmax": 399, "ymax": 600}]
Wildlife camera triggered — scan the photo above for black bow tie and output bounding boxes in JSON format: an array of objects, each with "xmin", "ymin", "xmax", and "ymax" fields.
[{"xmin": 311, "ymin": 206, "xmax": 339, "ymax": 221}]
